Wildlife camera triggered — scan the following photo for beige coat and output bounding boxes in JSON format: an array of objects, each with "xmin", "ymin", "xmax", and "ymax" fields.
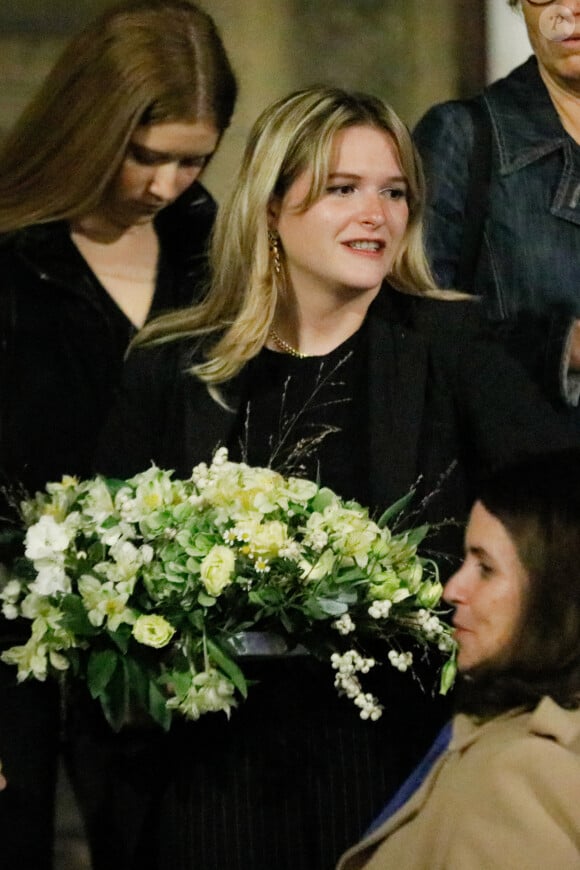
[{"xmin": 337, "ymin": 697, "xmax": 580, "ymax": 870}]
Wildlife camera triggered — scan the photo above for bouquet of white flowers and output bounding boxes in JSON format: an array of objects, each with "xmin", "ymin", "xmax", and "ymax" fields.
[{"xmin": 0, "ymin": 448, "xmax": 456, "ymax": 730}]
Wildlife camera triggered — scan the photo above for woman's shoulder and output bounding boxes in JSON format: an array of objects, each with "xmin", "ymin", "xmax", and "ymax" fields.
[
  {"xmin": 414, "ymin": 56, "xmax": 538, "ymax": 142},
  {"xmin": 124, "ymin": 337, "xmax": 205, "ymax": 387},
  {"xmin": 413, "ymin": 98, "xmax": 477, "ymax": 157},
  {"xmin": 376, "ymin": 285, "xmax": 484, "ymax": 337},
  {"xmin": 457, "ymin": 699, "xmax": 580, "ymax": 774}
]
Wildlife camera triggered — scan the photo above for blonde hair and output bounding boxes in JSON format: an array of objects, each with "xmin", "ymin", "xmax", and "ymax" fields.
[
  {"xmin": 0, "ymin": 0, "xmax": 237, "ymax": 232},
  {"xmin": 138, "ymin": 86, "xmax": 448, "ymax": 384}
]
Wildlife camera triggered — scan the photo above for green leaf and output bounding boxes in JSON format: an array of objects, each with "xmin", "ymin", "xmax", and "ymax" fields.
[
  {"xmin": 125, "ymin": 657, "xmax": 149, "ymax": 707},
  {"xmin": 405, "ymin": 524, "xmax": 430, "ymax": 547},
  {"xmin": 311, "ymin": 488, "xmax": 337, "ymax": 512},
  {"xmin": 377, "ymin": 490, "xmax": 415, "ymax": 528},
  {"xmin": 60, "ymin": 595, "xmax": 99, "ymax": 636},
  {"xmin": 188, "ymin": 610, "xmax": 205, "ymax": 631},
  {"xmin": 198, "ymin": 591, "xmax": 217, "ymax": 607},
  {"xmin": 99, "ymin": 658, "xmax": 130, "ymax": 732},
  {"xmin": 87, "ymin": 649, "xmax": 118, "ymax": 699},
  {"xmin": 334, "ymin": 567, "xmax": 366, "ymax": 583},
  {"xmin": 108, "ymin": 624, "xmax": 132, "ymax": 654},
  {"xmin": 315, "ymin": 598, "xmax": 348, "ymax": 617},
  {"xmin": 148, "ymin": 680, "xmax": 171, "ymax": 731},
  {"xmin": 206, "ymin": 637, "xmax": 248, "ymax": 698},
  {"xmin": 103, "ymin": 477, "xmax": 130, "ymax": 497}
]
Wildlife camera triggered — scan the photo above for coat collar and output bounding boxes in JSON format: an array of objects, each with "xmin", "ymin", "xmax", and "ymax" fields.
[
  {"xmin": 484, "ymin": 56, "xmax": 571, "ymax": 175},
  {"xmin": 339, "ymin": 697, "xmax": 580, "ymax": 869},
  {"xmin": 451, "ymin": 696, "xmax": 580, "ymax": 751}
]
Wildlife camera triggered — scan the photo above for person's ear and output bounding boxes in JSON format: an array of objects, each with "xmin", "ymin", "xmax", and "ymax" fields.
[{"xmin": 267, "ymin": 195, "xmax": 281, "ymax": 230}]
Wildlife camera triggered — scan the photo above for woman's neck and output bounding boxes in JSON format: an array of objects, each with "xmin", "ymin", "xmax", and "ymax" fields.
[
  {"xmin": 70, "ymin": 217, "xmax": 159, "ymax": 328},
  {"xmin": 539, "ymin": 64, "xmax": 580, "ymax": 144},
  {"xmin": 269, "ymin": 284, "xmax": 379, "ymax": 357}
]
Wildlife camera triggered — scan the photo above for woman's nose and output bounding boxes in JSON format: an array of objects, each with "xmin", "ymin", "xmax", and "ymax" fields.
[
  {"xmin": 358, "ymin": 192, "xmax": 386, "ymax": 227},
  {"xmin": 442, "ymin": 565, "xmax": 469, "ymax": 606},
  {"xmin": 149, "ymin": 162, "xmax": 180, "ymax": 202}
]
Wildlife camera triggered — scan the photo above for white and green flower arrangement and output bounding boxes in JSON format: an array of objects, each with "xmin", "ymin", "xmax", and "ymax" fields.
[{"xmin": 0, "ymin": 448, "xmax": 456, "ymax": 731}]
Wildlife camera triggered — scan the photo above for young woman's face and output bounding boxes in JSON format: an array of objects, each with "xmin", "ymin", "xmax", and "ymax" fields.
[
  {"xmin": 103, "ymin": 119, "xmax": 220, "ymax": 227},
  {"xmin": 521, "ymin": 0, "xmax": 580, "ymax": 89},
  {"xmin": 270, "ymin": 125, "xmax": 409, "ymax": 305},
  {"xmin": 443, "ymin": 501, "xmax": 529, "ymax": 672}
]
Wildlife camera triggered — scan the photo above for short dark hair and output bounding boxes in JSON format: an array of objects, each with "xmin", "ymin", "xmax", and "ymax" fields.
[{"xmin": 456, "ymin": 448, "xmax": 580, "ymax": 717}]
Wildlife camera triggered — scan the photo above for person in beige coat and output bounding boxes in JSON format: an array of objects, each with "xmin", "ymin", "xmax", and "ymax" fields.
[{"xmin": 339, "ymin": 448, "xmax": 580, "ymax": 870}]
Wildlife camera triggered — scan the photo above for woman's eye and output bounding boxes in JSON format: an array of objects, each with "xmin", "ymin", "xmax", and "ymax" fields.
[
  {"xmin": 178, "ymin": 155, "xmax": 209, "ymax": 170},
  {"xmin": 327, "ymin": 184, "xmax": 355, "ymax": 196},
  {"xmin": 382, "ymin": 187, "xmax": 407, "ymax": 201},
  {"xmin": 478, "ymin": 562, "xmax": 493, "ymax": 578},
  {"xmin": 127, "ymin": 146, "xmax": 158, "ymax": 166}
]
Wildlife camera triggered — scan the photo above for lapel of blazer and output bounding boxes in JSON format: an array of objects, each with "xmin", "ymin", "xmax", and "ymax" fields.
[
  {"xmin": 181, "ymin": 366, "xmax": 245, "ymax": 468},
  {"xmin": 367, "ymin": 288, "xmax": 430, "ymax": 513}
]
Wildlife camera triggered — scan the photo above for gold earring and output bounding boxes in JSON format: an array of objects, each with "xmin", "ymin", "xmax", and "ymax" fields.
[{"xmin": 268, "ymin": 230, "xmax": 282, "ymax": 275}]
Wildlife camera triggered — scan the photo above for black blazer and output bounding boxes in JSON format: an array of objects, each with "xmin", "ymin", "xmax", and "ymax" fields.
[{"xmin": 97, "ymin": 285, "xmax": 577, "ymax": 535}]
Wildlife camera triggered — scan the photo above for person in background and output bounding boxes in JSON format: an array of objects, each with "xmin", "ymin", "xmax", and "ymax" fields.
[
  {"xmin": 414, "ymin": 0, "xmax": 580, "ymax": 429},
  {"xmin": 94, "ymin": 86, "xmax": 576, "ymax": 870},
  {"xmin": 338, "ymin": 448, "xmax": 580, "ymax": 869},
  {"xmin": 0, "ymin": 2, "xmax": 236, "ymax": 867}
]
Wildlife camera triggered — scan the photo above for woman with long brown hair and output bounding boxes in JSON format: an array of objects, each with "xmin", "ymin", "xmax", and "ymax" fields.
[{"xmin": 0, "ymin": 4, "xmax": 236, "ymax": 867}]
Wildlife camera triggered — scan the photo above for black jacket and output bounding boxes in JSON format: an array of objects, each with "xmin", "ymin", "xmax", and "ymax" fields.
[
  {"xmin": 0, "ymin": 183, "xmax": 215, "ymax": 498},
  {"xmin": 97, "ymin": 285, "xmax": 578, "ymax": 532},
  {"xmin": 414, "ymin": 57, "xmax": 580, "ymax": 418}
]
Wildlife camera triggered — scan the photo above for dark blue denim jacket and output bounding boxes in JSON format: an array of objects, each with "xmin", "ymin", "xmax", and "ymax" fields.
[{"xmin": 414, "ymin": 56, "xmax": 580, "ymax": 409}]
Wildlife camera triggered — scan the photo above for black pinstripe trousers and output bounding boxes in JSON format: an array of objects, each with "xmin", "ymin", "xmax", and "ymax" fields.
[{"xmin": 67, "ymin": 657, "xmax": 450, "ymax": 870}]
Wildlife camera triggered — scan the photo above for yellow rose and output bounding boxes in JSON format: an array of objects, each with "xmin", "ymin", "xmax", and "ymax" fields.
[
  {"xmin": 132, "ymin": 614, "xmax": 175, "ymax": 648},
  {"xmin": 200, "ymin": 545, "xmax": 235, "ymax": 597},
  {"xmin": 252, "ymin": 521, "xmax": 288, "ymax": 558}
]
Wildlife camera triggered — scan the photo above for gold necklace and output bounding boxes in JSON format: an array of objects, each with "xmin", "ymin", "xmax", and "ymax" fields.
[{"xmin": 270, "ymin": 328, "xmax": 311, "ymax": 359}]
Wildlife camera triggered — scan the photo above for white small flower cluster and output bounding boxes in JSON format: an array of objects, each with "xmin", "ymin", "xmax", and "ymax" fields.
[
  {"xmin": 167, "ymin": 667, "xmax": 236, "ymax": 721},
  {"xmin": 332, "ymin": 613, "xmax": 355, "ymax": 635},
  {"xmin": 331, "ymin": 650, "xmax": 382, "ymax": 721},
  {"xmin": 413, "ymin": 609, "xmax": 455, "ymax": 652},
  {"xmin": 368, "ymin": 599, "xmax": 392, "ymax": 619},
  {"xmin": 309, "ymin": 529, "xmax": 329, "ymax": 552},
  {"xmin": 0, "ymin": 579, "xmax": 22, "ymax": 621},
  {"xmin": 278, "ymin": 541, "xmax": 302, "ymax": 560},
  {"xmin": 388, "ymin": 650, "xmax": 413, "ymax": 672}
]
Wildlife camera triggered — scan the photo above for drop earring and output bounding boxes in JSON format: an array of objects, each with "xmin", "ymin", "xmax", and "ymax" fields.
[{"xmin": 268, "ymin": 230, "xmax": 282, "ymax": 275}]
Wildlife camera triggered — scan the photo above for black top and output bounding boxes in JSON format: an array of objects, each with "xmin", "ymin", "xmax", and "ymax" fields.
[
  {"xmin": 97, "ymin": 285, "xmax": 578, "ymax": 537},
  {"xmin": 228, "ymin": 328, "xmax": 371, "ymax": 507},
  {"xmin": 0, "ymin": 183, "xmax": 215, "ymax": 497}
]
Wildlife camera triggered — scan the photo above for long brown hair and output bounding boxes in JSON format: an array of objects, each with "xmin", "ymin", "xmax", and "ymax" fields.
[{"xmin": 0, "ymin": 0, "xmax": 237, "ymax": 232}]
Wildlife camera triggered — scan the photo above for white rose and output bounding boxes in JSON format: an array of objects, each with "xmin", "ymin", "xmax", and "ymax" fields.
[
  {"xmin": 132, "ymin": 614, "xmax": 175, "ymax": 649},
  {"xmin": 200, "ymin": 546, "xmax": 235, "ymax": 597}
]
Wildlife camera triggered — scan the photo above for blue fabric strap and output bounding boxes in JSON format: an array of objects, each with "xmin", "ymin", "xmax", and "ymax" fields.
[{"xmin": 364, "ymin": 719, "xmax": 453, "ymax": 835}]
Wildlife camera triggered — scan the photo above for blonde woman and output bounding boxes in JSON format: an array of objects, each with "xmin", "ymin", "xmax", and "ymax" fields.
[
  {"xmin": 95, "ymin": 86, "xmax": 576, "ymax": 870},
  {"xmin": 0, "ymin": 2, "xmax": 236, "ymax": 868}
]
